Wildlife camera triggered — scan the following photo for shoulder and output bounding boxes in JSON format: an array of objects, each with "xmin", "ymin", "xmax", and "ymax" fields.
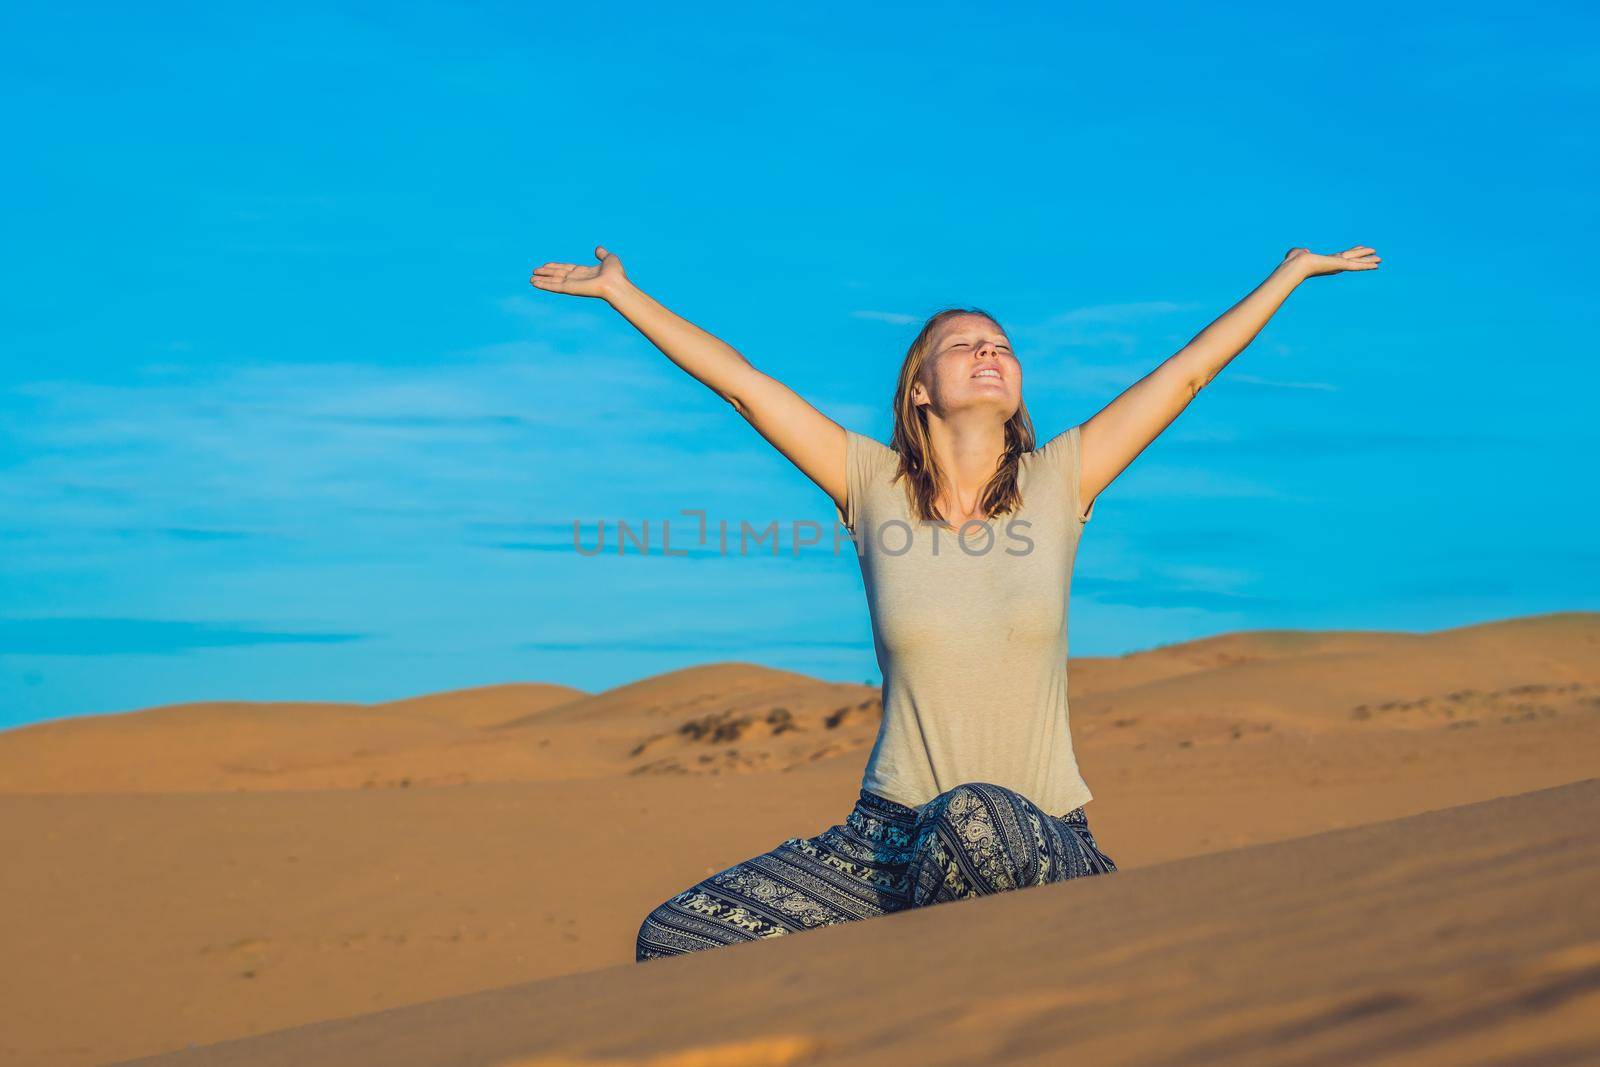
[
  {"xmin": 838, "ymin": 429, "xmax": 903, "ymax": 533},
  {"xmin": 844, "ymin": 428, "xmax": 901, "ymax": 477},
  {"xmin": 1027, "ymin": 425, "xmax": 1096, "ymax": 524},
  {"xmin": 1027, "ymin": 425, "xmax": 1081, "ymax": 474}
]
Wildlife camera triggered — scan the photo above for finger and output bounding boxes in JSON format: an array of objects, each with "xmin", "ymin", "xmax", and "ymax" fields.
[
  {"xmin": 534, "ymin": 263, "xmax": 577, "ymax": 274},
  {"xmin": 595, "ymin": 245, "xmax": 611, "ymax": 260}
]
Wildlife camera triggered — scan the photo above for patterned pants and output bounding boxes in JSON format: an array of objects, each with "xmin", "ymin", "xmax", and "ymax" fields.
[{"xmin": 636, "ymin": 780, "xmax": 1118, "ymax": 962}]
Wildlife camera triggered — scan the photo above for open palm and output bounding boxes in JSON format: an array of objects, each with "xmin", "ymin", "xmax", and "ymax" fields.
[
  {"xmin": 1284, "ymin": 245, "xmax": 1382, "ymax": 278},
  {"xmin": 530, "ymin": 245, "xmax": 626, "ymax": 299}
]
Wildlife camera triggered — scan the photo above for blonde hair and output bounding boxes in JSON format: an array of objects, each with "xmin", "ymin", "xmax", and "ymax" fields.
[{"xmin": 886, "ymin": 307, "xmax": 1038, "ymax": 527}]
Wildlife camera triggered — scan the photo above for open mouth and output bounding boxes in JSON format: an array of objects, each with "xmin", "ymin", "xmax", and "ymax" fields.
[{"xmin": 971, "ymin": 367, "xmax": 1003, "ymax": 381}]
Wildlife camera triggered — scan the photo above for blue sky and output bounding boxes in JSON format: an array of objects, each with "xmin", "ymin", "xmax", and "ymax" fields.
[{"xmin": 3, "ymin": 3, "xmax": 1596, "ymax": 727}]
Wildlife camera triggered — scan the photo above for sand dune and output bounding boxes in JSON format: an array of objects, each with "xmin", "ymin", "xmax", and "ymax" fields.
[
  {"xmin": 0, "ymin": 683, "xmax": 587, "ymax": 794},
  {"xmin": 3, "ymin": 612, "xmax": 1595, "ymax": 795},
  {"xmin": 0, "ymin": 665, "xmax": 880, "ymax": 793},
  {"xmin": 1, "ymin": 611, "xmax": 1597, "ymax": 1065},
  {"xmin": 117, "ymin": 777, "xmax": 1600, "ymax": 1067}
]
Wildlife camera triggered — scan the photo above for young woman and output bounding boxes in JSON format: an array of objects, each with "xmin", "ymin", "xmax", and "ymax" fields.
[{"xmin": 529, "ymin": 243, "xmax": 1380, "ymax": 961}]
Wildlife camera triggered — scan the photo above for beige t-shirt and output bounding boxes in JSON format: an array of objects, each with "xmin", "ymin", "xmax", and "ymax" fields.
[{"xmin": 834, "ymin": 425, "xmax": 1098, "ymax": 816}]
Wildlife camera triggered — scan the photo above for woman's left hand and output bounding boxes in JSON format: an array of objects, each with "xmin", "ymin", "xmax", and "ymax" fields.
[{"xmin": 1282, "ymin": 245, "xmax": 1382, "ymax": 279}]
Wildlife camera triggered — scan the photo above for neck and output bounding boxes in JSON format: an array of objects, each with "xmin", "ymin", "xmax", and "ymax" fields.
[{"xmin": 923, "ymin": 412, "xmax": 1008, "ymax": 511}]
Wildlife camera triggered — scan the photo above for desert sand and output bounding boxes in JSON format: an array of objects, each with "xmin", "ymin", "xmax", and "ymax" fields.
[
  {"xmin": 2, "ymin": 611, "xmax": 1597, "ymax": 1065},
  {"xmin": 115, "ymin": 777, "xmax": 1600, "ymax": 1067}
]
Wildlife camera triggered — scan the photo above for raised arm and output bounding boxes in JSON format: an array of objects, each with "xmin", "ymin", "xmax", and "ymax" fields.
[
  {"xmin": 1076, "ymin": 245, "xmax": 1381, "ymax": 510},
  {"xmin": 530, "ymin": 246, "xmax": 848, "ymax": 511}
]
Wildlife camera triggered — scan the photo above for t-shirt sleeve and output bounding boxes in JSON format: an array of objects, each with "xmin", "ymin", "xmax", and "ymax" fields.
[
  {"xmin": 1038, "ymin": 424, "xmax": 1097, "ymax": 525},
  {"xmin": 835, "ymin": 429, "xmax": 896, "ymax": 534}
]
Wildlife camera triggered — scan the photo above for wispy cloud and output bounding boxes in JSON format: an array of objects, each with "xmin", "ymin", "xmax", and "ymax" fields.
[
  {"xmin": 0, "ymin": 336, "xmax": 727, "ymax": 544},
  {"xmin": 1076, "ymin": 577, "xmax": 1277, "ymax": 612},
  {"xmin": 850, "ymin": 310, "xmax": 920, "ymax": 325},
  {"xmin": 0, "ymin": 617, "xmax": 364, "ymax": 656},
  {"xmin": 1011, "ymin": 300, "xmax": 1202, "ymax": 361},
  {"xmin": 158, "ymin": 527, "xmax": 255, "ymax": 542},
  {"xmin": 1108, "ymin": 466, "xmax": 1300, "ymax": 501},
  {"xmin": 1075, "ymin": 558, "xmax": 1273, "ymax": 612},
  {"xmin": 520, "ymin": 635, "xmax": 867, "ymax": 652},
  {"xmin": 497, "ymin": 294, "xmax": 613, "ymax": 334},
  {"xmin": 1226, "ymin": 373, "xmax": 1339, "ymax": 392},
  {"xmin": 1022, "ymin": 358, "xmax": 1152, "ymax": 392},
  {"xmin": 1042, "ymin": 301, "xmax": 1201, "ymax": 325},
  {"xmin": 1157, "ymin": 429, "xmax": 1521, "ymax": 456}
]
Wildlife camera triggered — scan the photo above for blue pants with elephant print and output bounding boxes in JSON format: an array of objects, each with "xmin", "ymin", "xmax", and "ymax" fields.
[{"xmin": 635, "ymin": 780, "xmax": 1118, "ymax": 961}]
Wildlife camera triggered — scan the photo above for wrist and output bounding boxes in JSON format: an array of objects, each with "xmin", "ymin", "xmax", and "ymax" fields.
[
  {"xmin": 1274, "ymin": 257, "xmax": 1310, "ymax": 285},
  {"xmin": 602, "ymin": 274, "xmax": 639, "ymax": 306}
]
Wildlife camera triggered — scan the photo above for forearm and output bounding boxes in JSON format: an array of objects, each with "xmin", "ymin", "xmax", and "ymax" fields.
[
  {"xmin": 603, "ymin": 276, "xmax": 758, "ymax": 406},
  {"xmin": 1169, "ymin": 259, "xmax": 1307, "ymax": 395}
]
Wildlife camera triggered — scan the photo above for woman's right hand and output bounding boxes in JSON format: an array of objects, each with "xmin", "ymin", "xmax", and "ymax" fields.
[{"xmin": 530, "ymin": 245, "xmax": 627, "ymax": 300}]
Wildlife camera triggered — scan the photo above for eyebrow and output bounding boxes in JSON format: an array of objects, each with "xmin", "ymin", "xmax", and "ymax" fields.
[{"xmin": 946, "ymin": 334, "xmax": 1011, "ymax": 345}]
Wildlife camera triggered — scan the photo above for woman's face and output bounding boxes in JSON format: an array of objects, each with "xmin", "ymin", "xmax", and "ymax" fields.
[{"xmin": 912, "ymin": 315, "xmax": 1021, "ymax": 419}]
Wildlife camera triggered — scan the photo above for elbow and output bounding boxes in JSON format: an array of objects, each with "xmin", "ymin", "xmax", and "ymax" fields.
[
  {"xmin": 721, "ymin": 380, "xmax": 754, "ymax": 419},
  {"xmin": 1168, "ymin": 354, "xmax": 1209, "ymax": 401},
  {"xmin": 721, "ymin": 364, "xmax": 764, "ymax": 417}
]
